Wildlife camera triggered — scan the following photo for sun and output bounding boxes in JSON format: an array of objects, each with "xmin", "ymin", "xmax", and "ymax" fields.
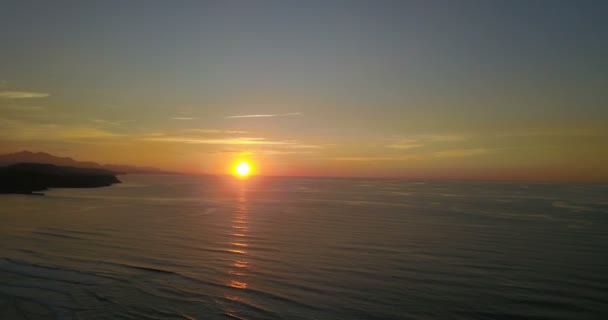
[{"xmin": 234, "ymin": 161, "xmax": 252, "ymax": 177}]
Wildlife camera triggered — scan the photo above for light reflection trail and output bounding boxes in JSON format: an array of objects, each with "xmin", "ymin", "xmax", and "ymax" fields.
[
  {"xmin": 221, "ymin": 184, "xmax": 252, "ymax": 319},
  {"xmin": 226, "ymin": 187, "xmax": 250, "ymax": 292}
]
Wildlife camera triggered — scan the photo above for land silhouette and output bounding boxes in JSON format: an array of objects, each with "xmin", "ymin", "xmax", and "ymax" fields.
[
  {"xmin": 0, "ymin": 151, "xmax": 180, "ymax": 194},
  {"xmin": 0, "ymin": 163, "xmax": 120, "ymax": 194},
  {"xmin": 0, "ymin": 151, "xmax": 175, "ymax": 175}
]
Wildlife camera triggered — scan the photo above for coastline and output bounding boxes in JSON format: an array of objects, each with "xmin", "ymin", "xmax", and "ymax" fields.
[{"xmin": 0, "ymin": 163, "xmax": 121, "ymax": 195}]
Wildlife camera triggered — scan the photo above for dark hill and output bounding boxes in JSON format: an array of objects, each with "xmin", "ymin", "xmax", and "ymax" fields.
[
  {"xmin": 0, "ymin": 163, "xmax": 121, "ymax": 194},
  {"xmin": 0, "ymin": 151, "xmax": 175, "ymax": 175}
]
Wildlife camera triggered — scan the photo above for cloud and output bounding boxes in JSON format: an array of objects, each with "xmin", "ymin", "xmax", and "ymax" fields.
[
  {"xmin": 211, "ymin": 149, "xmax": 311, "ymax": 157},
  {"xmin": 288, "ymin": 144, "xmax": 325, "ymax": 149},
  {"xmin": 57, "ymin": 128, "xmax": 120, "ymax": 139},
  {"xmin": 432, "ymin": 148, "xmax": 491, "ymax": 158},
  {"xmin": 226, "ymin": 115, "xmax": 275, "ymax": 118},
  {"xmin": 0, "ymin": 116, "xmax": 318, "ymax": 155},
  {"xmin": 225, "ymin": 112, "xmax": 302, "ymax": 119},
  {"xmin": 0, "ymin": 91, "xmax": 49, "ymax": 99},
  {"xmin": 331, "ymin": 148, "xmax": 493, "ymax": 162},
  {"xmin": 0, "ymin": 120, "xmax": 121, "ymax": 141},
  {"xmin": 331, "ymin": 156, "xmax": 418, "ymax": 161},
  {"xmin": 386, "ymin": 142, "xmax": 423, "ymax": 150},
  {"xmin": 141, "ymin": 136, "xmax": 292, "ymax": 145},
  {"xmin": 137, "ymin": 129, "xmax": 326, "ymax": 152},
  {"xmin": 253, "ymin": 150, "xmax": 320, "ymax": 155},
  {"xmin": 0, "ymin": 105, "xmax": 45, "ymax": 112},
  {"xmin": 385, "ymin": 133, "xmax": 467, "ymax": 150},
  {"xmin": 145, "ymin": 129, "xmax": 248, "ymax": 135},
  {"xmin": 91, "ymin": 119, "xmax": 136, "ymax": 126},
  {"xmin": 171, "ymin": 117, "xmax": 198, "ymax": 120},
  {"xmin": 184, "ymin": 129, "xmax": 223, "ymax": 134},
  {"xmin": 496, "ymin": 128, "xmax": 606, "ymax": 138},
  {"xmin": 420, "ymin": 134, "xmax": 468, "ymax": 142}
]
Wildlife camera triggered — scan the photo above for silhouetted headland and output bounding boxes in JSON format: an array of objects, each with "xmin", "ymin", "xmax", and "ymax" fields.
[
  {"xmin": 0, "ymin": 151, "xmax": 177, "ymax": 175},
  {"xmin": 0, "ymin": 163, "xmax": 121, "ymax": 195}
]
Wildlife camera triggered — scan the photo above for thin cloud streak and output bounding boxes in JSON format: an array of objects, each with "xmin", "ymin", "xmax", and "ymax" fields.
[
  {"xmin": 432, "ymin": 148, "xmax": 491, "ymax": 158},
  {"xmin": 0, "ymin": 91, "xmax": 50, "ymax": 99},
  {"xmin": 331, "ymin": 156, "xmax": 417, "ymax": 162},
  {"xmin": 495, "ymin": 127, "xmax": 607, "ymax": 138},
  {"xmin": 91, "ymin": 119, "xmax": 136, "ymax": 126},
  {"xmin": 0, "ymin": 122, "xmax": 121, "ymax": 141},
  {"xmin": 385, "ymin": 134, "xmax": 467, "ymax": 149},
  {"xmin": 0, "ymin": 105, "xmax": 45, "ymax": 112},
  {"xmin": 171, "ymin": 117, "xmax": 198, "ymax": 120},
  {"xmin": 331, "ymin": 148, "xmax": 494, "ymax": 162},
  {"xmin": 142, "ymin": 129, "xmax": 249, "ymax": 136},
  {"xmin": 141, "ymin": 136, "xmax": 293, "ymax": 145},
  {"xmin": 386, "ymin": 143, "xmax": 423, "ymax": 150},
  {"xmin": 288, "ymin": 144, "xmax": 325, "ymax": 149},
  {"xmin": 225, "ymin": 112, "xmax": 302, "ymax": 119}
]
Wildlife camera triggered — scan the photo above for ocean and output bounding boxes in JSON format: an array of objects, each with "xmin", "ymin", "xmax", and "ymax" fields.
[{"xmin": 1, "ymin": 175, "xmax": 607, "ymax": 319}]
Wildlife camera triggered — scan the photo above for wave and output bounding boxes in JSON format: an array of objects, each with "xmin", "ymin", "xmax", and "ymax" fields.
[
  {"xmin": 2, "ymin": 175, "xmax": 607, "ymax": 319},
  {"xmin": 30, "ymin": 231, "xmax": 85, "ymax": 240},
  {"xmin": 0, "ymin": 258, "xmax": 108, "ymax": 285}
]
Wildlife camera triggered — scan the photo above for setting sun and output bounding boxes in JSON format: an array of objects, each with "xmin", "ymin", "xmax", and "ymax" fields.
[{"xmin": 234, "ymin": 162, "xmax": 252, "ymax": 177}]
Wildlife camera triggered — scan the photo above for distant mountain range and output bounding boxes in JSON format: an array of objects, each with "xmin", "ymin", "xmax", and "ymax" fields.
[{"xmin": 0, "ymin": 151, "xmax": 177, "ymax": 175}]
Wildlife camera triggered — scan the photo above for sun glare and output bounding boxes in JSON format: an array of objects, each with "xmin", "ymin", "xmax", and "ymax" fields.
[{"xmin": 234, "ymin": 161, "xmax": 251, "ymax": 177}]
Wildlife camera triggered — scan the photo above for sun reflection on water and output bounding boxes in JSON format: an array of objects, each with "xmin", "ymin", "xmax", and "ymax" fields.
[
  {"xmin": 226, "ymin": 187, "xmax": 250, "ymax": 294},
  {"xmin": 229, "ymin": 280, "xmax": 248, "ymax": 289}
]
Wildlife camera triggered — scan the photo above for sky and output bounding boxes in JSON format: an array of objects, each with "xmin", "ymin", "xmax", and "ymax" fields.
[{"xmin": 1, "ymin": 0, "xmax": 607, "ymax": 180}]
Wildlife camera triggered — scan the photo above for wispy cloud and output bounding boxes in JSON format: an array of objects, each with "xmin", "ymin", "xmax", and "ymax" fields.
[
  {"xmin": 432, "ymin": 148, "xmax": 491, "ymax": 158},
  {"xmin": 0, "ymin": 105, "xmax": 45, "ymax": 112},
  {"xmin": 136, "ymin": 129, "xmax": 325, "ymax": 152},
  {"xmin": 0, "ymin": 91, "xmax": 49, "ymax": 99},
  {"xmin": 496, "ymin": 127, "xmax": 606, "ymax": 138},
  {"xmin": 0, "ymin": 116, "xmax": 318, "ymax": 156},
  {"xmin": 331, "ymin": 147, "xmax": 493, "ymax": 162},
  {"xmin": 385, "ymin": 133, "xmax": 467, "ymax": 150},
  {"xmin": 254, "ymin": 150, "xmax": 320, "ymax": 155},
  {"xmin": 56, "ymin": 128, "xmax": 121, "ymax": 139},
  {"xmin": 0, "ymin": 120, "xmax": 121, "ymax": 141},
  {"xmin": 226, "ymin": 115, "xmax": 275, "ymax": 118},
  {"xmin": 91, "ymin": 119, "xmax": 136, "ymax": 126},
  {"xmin": 223, "ymin": 130, "xmax": 249, "ymax": 134},
  {"xmin": 288, "ymin": 144, "xmax": 326, "ymax": 149},
  {"xmin": 213, "ymin": 149, "xmax": 311, "ymax": 157},
  {"xmin": 141, "ymin": 136, "xmax": 292, "ymax": 145},
  {"xmin": 331, "ymin": 156, "xmax": 417, "ymax": 162},
  {"xmin": 171, "ymin": 117, "xmax": 198, "ymax": 120},
  {"xmin": 225, "ymin": 112, "xmax": 302, "ymax": 119},
  {"xmin": 420, "ymin": 134, "xmax": 468, "ymax": 142},
  {"xmin": 386, "ymin": 142, "xmax": 423, "ymax": 150},
  {"xmin": 146, "ymin": 129, "xmax": 248, "ymax": 135}
]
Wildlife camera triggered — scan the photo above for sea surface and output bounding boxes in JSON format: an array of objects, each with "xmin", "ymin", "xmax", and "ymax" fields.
[{"xmin": 1, "ymin": 175, "xmax": 607, "ymax": 319}]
